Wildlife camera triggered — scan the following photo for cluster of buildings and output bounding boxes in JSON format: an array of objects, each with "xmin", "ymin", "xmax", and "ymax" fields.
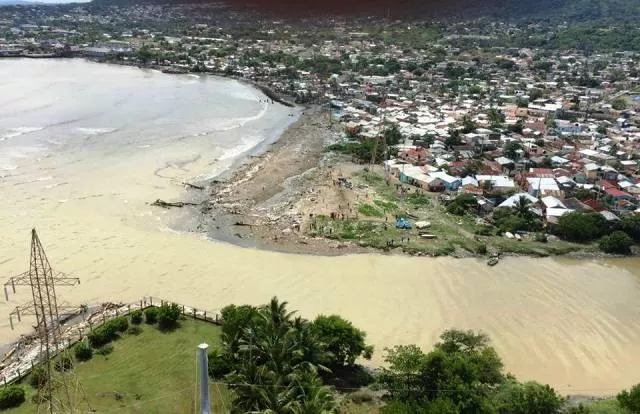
[{"xmin": 381, "ymin": 101, "xmax": 640, "ymax": 224}]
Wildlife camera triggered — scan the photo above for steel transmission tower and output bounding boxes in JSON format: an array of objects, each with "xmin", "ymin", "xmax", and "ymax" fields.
[{"xmin": 3, "ymin": 229, "xmax": 90, "ymax": 413}]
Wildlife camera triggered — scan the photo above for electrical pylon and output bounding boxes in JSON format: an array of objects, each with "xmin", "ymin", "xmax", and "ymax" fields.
[{"xmin": 3, "ymin": 229, "xmax": 91, "ymax": 413}]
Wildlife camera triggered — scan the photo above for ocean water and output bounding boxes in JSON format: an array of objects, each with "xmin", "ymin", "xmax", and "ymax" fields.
[{"xmin": 1, "ymin": 59, "xmax": 640, "ymax": 394}]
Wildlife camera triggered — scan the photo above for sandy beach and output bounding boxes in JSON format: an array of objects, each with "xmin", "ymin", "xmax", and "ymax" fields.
[{"xmin": 1, "ymin": 60, "xmax": 640, "ymax": 396}]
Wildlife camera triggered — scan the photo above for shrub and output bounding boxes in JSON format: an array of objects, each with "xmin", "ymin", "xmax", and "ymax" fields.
[
  {"xmin": 157, "ymin": 303, "xmax": 181, "ymax": 330},
  {"xmin": 617, "ymin": 216, "xmax": 640, "ymax": 242},
  {"xmin": 55, "ymin": 355, "xmax": 73, "ymax": 372},
  {"xmin": 130, "ymin": 309, "xmax": 143, "ymax": 325},
  {"xmin": 0, "ymin": 385, "xmax": 26, "ymax": 409},
  {"xmin": 599, "ymin": 231, "xmax": 633, "ymax": 255},
  {"xmin": 476, "ymin": 244, "xmax": 487, "ymax": 255},
  {"xmin": 29, "ymin": 366, "xmax": 48, "ymax": 389},
  {"xmin": 96, "ymin": 344, "xmax": 114, "ymax": 356},
  {"xmin": 145, "ymin": 307, "xmax": 159, "ymax": 324},
  {"xmin": 311, "ymin": 314, "xmax": 373, "ymax": 367},
  {"xmin": 534, "ymin": 232, "xmax": 548, "ymax": 243},
  {"xmin": 109, "ymin": 316, "xmax": 129, "ymax": 333},
  {"xmin": 446, "ymin": 194, "xmax": 477, "ymax": 216},
  {"xmin": 474, "ymin": 225, "xmax": 495, "ymax": 236},
  {"xmin": 88, "ymin": 324, "xmax": 117, "ymax": 348},
  {"xmin": 74, "ymin": 341, "xmax": 93, "ymax": 362},
  {"xmin": 349, "ymin": 389, "xmax": 374, "ymax": 404},
  {"xmin": 555, "ymin": 212, "xmax": 608, "ymax": 242},
  {"xmin": 127, "ymin": 325, "xmax": 143, "ymax": 336},
  {"xmin": 618, "ymin": 383, "xmax": 640, "ymax": 413},
  {"xmin": 434, "ymin": 245, "xmax": 455, "ymax": 256},
  {"xmin": 208, "ymin": 349, "xmax": 233, "ymax": 378}
]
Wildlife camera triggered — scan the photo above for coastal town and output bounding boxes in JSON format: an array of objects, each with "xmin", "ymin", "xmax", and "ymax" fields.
[
  {"xmin": 3, "ymin": 2, "xmax": 640, "ymax": 414},
  {"xmin": 2, "ymin": 2, "xmax": 640, "ymax": 258}
]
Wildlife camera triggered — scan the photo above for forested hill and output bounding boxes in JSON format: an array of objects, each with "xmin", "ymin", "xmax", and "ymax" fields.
[{"xmin": 88, "ymin": 0, "xmax": 640, "ymax": 23}]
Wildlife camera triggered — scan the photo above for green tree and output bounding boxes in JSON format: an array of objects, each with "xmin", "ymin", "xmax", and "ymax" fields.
[
  {"xmin": 618, "ymin": 383, "xmax": 640, "ymax": 413},
  {"xmin": 461, "ymin": 115, "xmax": 477, "ymax": 133},
  {"xmin": 289, "ymin": 367, "xmax": 337, "ymax": 414},
  {"xmin": 311, "ymin": 315, "xmax": 373, "ymax": 367},
  {"xmin": 488, "ymin": 108, "xmax": 506, "ymax": 130},
  {"xmin": 384, "ymin": 124, "xmax": 404, "ymax": 146},
  {"xmin": 219, "ymin": 298, "xmax": 344, "ymax": 413},
  {"xmin": 513, "ymin": 196, "xmax": 534, "ymax": 220},
  {"xmin": 599, "ymin": 231, "xmax": 633, "ymax": 254},
  {"xmin": 492, "ymin": 381, "xmax": 565, "ymax": 414},
  {"xmin": 617, "ymin": 216, "xmax": 640, "ymax": 242},
  {"xmin": 445, "ymin": 128, "xmax": 462, "ymax": 149},
  {"xmin": 157, "ymin": 302, "xmax": 181, "ymax": 330},
  {"xmin": 220, "ymin": 304, "xmax": 260, "ymax": 355},
  {"xmin": 137, "ymin": 45, "xmax": 154, "ymax": 64},
  {"xmin": 612, "ymin": 98, "xmax": 628, "ymax": 111},
  {"xmin": 381, "ymin": 330, "xmax": 505, "ymax": 413},
  {"xmin": 447, "ymin": 193, "xmax": 477, "ymax": 215},
  {"xmin": 555, "ymin": 212, "xmax": 608, "ymax": 242},
  {"xmin": 503, "ymin": 141, "xmax": 523, "ymax": 160},
  {"xmin": 508, "ymin": 119, "xmax": 525, "ymax": 135}
]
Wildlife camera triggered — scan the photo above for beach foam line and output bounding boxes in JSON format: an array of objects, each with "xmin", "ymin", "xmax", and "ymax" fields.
[
  {"xmin": 0, "ymin": 126, "xmax": 44, "ymax": 141},
  {"xmin": 75, "ymin": 127, "xmax": 117, "ymax": 135}
]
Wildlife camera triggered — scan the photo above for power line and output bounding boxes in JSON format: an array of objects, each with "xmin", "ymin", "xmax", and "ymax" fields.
[{"xmin": 3, "ymin": 229, "xmax": 91, "ymax": 414}]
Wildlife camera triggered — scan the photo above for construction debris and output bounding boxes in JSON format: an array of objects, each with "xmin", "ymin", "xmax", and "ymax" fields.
[{"xmin": 151, "ymin": 199, "xmax": 198, "ymax": 208}]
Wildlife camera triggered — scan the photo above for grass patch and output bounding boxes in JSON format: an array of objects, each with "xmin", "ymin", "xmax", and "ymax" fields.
[
  {"xmin": 404, "ymin": 193, "xmax": 430, "ymax": 207},
  {"xmin": 578, "ymin": 398, "xmax": 629, "ymax": 414},
  {"xmin": 358, "ymin": 203, "xmax": 384, "ymax": 217},
  {"xmin": 373, "ymin": 199, "xmax": 397, "ymax": 213},
  {"xmin": 11, "ymin": 318, "xmax": 229, "ymax": 414}
]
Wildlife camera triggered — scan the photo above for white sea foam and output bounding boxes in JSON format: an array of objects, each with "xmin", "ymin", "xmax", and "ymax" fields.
[
  {"xmin": 76, "ymin": 127, "xmax": 117, "ymax": 135},
  {"xmin": 215, "ymin": 102, "xmax": 269, "ymax": 132},
  {"xmin": 0, "ymin": 127, "xmax": 44, "ymax": 141}
]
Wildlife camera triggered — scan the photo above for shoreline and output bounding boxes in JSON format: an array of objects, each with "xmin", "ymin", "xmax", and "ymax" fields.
[
  {"xmin": 3, "ymin": 58, "xmax": 629, "ymax": 261},
  {"xmin": 60, "ymin": 57, "xmax": 630, "ymax": 261}
]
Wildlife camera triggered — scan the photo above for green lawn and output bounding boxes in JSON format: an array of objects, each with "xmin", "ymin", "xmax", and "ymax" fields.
[{"xmin": 6, "ymin": 317, "xmax": 231, "ymax": 414}]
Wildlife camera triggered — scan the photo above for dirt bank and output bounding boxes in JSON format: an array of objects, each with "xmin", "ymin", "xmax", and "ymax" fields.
[{"xmin": 200, "ymin": 106, "xmax": 370, "ymax": 255}]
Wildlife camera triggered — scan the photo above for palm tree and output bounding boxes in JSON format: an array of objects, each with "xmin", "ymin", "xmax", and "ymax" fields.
[
  {"xmin": 226, "ymin": 297, "xmax": 336, "ymax": 414},
  {"xmin": 514, "ymin": 196, "xmax": 533, "ymax": 219},
  {"xmin": 291, "ymin": 317, "xmax": 332, "ymax": 373},
  {"xmin": 289, "ymin": 367, "xmax": 336, "ymax": 414}
]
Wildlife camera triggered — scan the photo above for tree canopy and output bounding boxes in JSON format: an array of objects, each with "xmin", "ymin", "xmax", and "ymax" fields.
[
  {"xmin": 554, "ymin": 212, "xmax": 609, "ymax": 242},
  {"xmin": 599, "ymin": 230, "xmax": 633, "ymax": 255},
  {"xmin": 212, "ymin": 297, "xmax": 375, "ymax": 413},
  {"xmin": 379, "ymin": 330, "xmax": 566, "ymax": 414}
]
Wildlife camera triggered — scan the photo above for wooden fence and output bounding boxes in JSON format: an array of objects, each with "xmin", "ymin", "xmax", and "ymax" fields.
[{"xmin": 0, "ymin": 297, "xmax": 222, "ymax": 386}]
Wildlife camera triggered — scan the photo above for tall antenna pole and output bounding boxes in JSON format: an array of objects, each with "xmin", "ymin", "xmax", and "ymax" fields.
[
  {"xmin": 198, "ymin": 343, "xmax": 211, "ymax": 414},
  {"xmin": 4, "ymin": 229, "xmax": 90, "ymax": 413}
]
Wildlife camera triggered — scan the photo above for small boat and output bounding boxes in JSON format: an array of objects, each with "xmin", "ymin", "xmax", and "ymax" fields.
[{"xmin": 487, "ymin": 257, "xmax": 499, "ymax": 266}]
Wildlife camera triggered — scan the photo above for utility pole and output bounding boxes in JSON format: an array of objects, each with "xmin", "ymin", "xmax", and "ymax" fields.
[
  {"xmin": 3, "ymin": 229, "xmax": 90, "ymax": 413},
  {"xmin": 198, "ymin": 343, "xmax": 211, "ymax": 414}
]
